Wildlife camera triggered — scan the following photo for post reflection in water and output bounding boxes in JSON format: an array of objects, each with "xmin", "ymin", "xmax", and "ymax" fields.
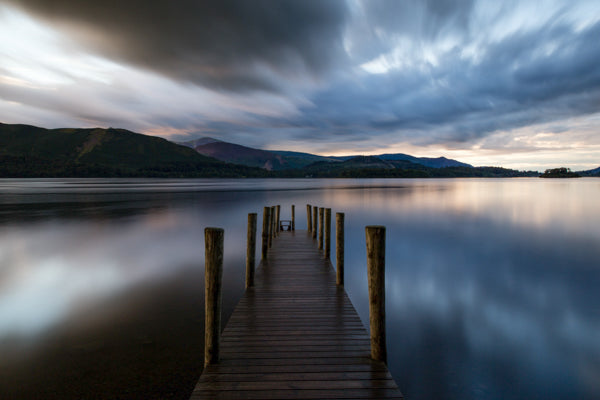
[{"xmin": 0, "ymin": 178, "xmax": 598, "ymax": 400}]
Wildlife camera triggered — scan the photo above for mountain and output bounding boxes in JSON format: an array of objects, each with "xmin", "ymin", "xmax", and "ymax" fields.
[
  {"xmin": 1, "ymin": 123, "xmax": 539, "ymax": 178},
  {"xmin": 268, "ymin": 150, "xmax": 340, "ymax": 169},
  {"xmin": 335, "ymin": 153, "xmax": 473, "ymax": 168},
  {"xmin": 180, "ymin": 137, "xmax": 471, "ymax": 170},
  {"xmin": 191, "ymin": 141, "xmax": 286, "ymax": 170},
  {"xmin": 380, "ymin": 154, "xmax": 472, "ymax": 168},
  {"xmin": 186, "ymin": 140, "xmax": 340, "ymax": 170},
  {"xmin": 290, "ymin": 156, "xmax": 535, "ymax": 178},
  {"xmin": 0, "ymin": 123, "xmax": 266, "ymax": 177},
  {"xmin": 177, "ymin": 137, "xmax": 223, "ymax": 148},
  {"xmin": 268, "ymin": 153, "xmax": 536, "ymax": 178}
]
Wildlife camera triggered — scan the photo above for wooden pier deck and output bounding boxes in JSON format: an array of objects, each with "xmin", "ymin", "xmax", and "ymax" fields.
[{"xmin": 191, "ymin": 230, "xmax": 403, "ymax": 399}]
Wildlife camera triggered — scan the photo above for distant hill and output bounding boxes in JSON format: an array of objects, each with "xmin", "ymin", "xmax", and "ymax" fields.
[
  {"xmin": 0, "ymin": 123, "xmax": 266, "ymax": 177},
  {"xmin": 0, "ymin": 123, "xmax": 544, "ymax": 178},
  {"xmin": 378, "ymin": 154, "xmax": 472, "ymax": 168},
  {"xmin": 179, "ymin": 137, "xmax": 472, "ymax": 170},
  {"xmin": 268, "ymin": 150, "xmax": 340, "ymax": 169},
  {"xmin": 191, "ymin": 141, "xmax": 286, "ymax": 171},
  {"xmin": 183, "ymin": 140, "xmax": 339, "ymax": 170},
  {"xmin": 335, "ymin": 153, "xmax": 473, "ymax": 168},
  {"xmin": 277, "ymin": 155, "xmax": 534, "ymax": 178},
  {"xmin": 178, "ymin": 137, "xmax": 223, "ymax": 148},
  {"xmin": 579, "ymin": 166, "xmax": 600, "ymax": 176}
]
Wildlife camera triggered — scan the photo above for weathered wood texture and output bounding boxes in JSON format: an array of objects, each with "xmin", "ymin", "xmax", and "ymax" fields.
[
  {"xmin": 324, "ymin": 208, "xmax": 332, "ymax": 259},
  {"xmin": 366, "ymin": 226, "xmax": 387, "ymax": 364},
  {"xmin": 261, "ymin": 207, "xmax": 270, "ymax": 259},
  {"xmin": 318, "ymin": 207, "xmax": 324, "ymax": 250},
  {"xmin": 204, "ymin": 227, "xmax": 224, "ymax": 367},
  {"xmin": 276, "ymin": 205, "xmax": 281, "ymax": 235},
  {"xmin": 269, "ymin": 206, "xmax": 275, "ymax": 247},
  {"xmin": 246, "ymin": 213, "xmax": 257, "ymax": 288},
  {"xmin": 312, "ymin": 206, "xmax": 318, "ymax": 239},
  {"xmin": 292, "ymin": 204, "xmax": 296, "ymax": 231},
  {"xmin": 191, "ymin": 230, "xmax": 402, "ymax": 399},
  {"xmin": 336, "ymin": 212, "xmax": 345, "ymax": 286}
]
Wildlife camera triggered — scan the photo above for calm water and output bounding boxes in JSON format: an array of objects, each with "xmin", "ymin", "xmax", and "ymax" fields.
[{"xmin": 0, "ymin": 178, "xmax": 598, "ymax": 399}]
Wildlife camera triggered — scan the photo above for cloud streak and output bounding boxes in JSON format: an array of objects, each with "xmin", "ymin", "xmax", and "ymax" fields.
[
  {"xmin": 6, "ymin": 0, "xmax": 349, "ymax": 92},
  {"xmin": 1, "ymin": 0, "xmax": 600, "ymax": 169}
]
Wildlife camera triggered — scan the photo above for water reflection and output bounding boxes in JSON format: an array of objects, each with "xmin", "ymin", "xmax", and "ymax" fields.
[
  {"xmin": 0, "ymin": 178, "xmax": 598, "ymax": 399},
  {"xmin": 335, "ymin": 180, "xmax": 600, "ymax": 400}
]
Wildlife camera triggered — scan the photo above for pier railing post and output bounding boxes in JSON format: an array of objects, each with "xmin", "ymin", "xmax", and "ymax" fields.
[
  {"xmin": 312, "ymin": 206, "xmax": 318, "ymax": 239},
  {"xmin": 204, "ymin": 227, "xmax": 224, "ymax": 367},
  {"xmin": 324, "ymin": 208, "xmax": 331, "ymax": 259},
  {"xmin": 246, "ymin": 213, "xmax": 257, "ymax": 288},
  {"xmin": 307, "ymin": 204, "xmax": 312, "ymax": 232},
  {"xmin": 336, "ymin": 213, "xmax": 344, "ymax": 286},
  {"xmin": 262, "ymin": 207, "xmax": 270, "ymax": 257},
  {"xmin": 292, "ymin": 204, "xmax": 295, "ymax": 231},
  {"xmin": 318, "ymin": 207, "xmax": 324, "ymax": 249},
  {"xmin": 276, "ymin": 205, "xmax": 281, "ymax": 234},
  {"xmin": 365, "ymin": 225, "xmax": 387, "ymax": 364}
]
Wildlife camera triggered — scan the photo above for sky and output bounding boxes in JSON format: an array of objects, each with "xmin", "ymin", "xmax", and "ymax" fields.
[{"xmin": 0, "ymin": 0, "xmax": 599, "ymax": 170}]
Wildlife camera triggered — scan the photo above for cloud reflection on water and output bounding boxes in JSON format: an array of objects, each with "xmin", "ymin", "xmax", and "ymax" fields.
[
  {"xmin": 0, "ymin": 178, "xmax": 598, "ymax": 400},
  {"xmin": 332, "ymin": 180, "xmax": 600, "ymax": 399},
  {"xmin": 0, "ymin": 211, "xmax": 204, "ymax": 337}
]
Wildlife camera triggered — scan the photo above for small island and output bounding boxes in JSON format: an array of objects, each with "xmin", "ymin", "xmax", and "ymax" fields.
[{"xmin": 539, "ymin": 167, "xmax": 581, "ymax": 178}]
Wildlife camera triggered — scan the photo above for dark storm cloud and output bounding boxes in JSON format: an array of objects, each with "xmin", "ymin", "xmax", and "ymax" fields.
[
  {"xmin": 3, "ymin": 0, "xmax": 600, "ymax": 163},
  {"xmin": 8, "ymin": 0, "xmax": 349, "ymax": 92},
  {"xmin": 261, "ymin": 16, "xmax": 600, "ymax": 146}
]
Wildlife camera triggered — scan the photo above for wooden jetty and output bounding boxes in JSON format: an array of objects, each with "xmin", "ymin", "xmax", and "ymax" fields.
[{"xmin": 191, "ymin": 206, "xmax": 403, "ymax": 399}]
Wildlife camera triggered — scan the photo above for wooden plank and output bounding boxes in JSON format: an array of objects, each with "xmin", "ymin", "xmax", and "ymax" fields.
[
  {"xmin": 190, "ymin": 230, "xmax": 403, "ymax": 399},
  {"xmin": 191, "ymin": 389, "xmax": 403, "ymax": 400},
  {"xmin": 199, "ymin": 372, "xmax": 394, "ymax": 382}
]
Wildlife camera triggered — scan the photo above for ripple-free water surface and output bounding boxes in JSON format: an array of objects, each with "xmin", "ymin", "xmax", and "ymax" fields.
[{"xmin": 0, "ymin": 178, "xmax": 598, "ymax": 399}]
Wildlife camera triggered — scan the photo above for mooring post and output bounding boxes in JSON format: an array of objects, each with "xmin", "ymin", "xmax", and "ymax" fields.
[
  {"xmin": 204, "ymin": 227, "xmax": 224, "ymax": 367},
  {"xmin": 324, "ymin": 208, "xmax": 332, "ymax": 259},
  {"xmin": 261, "ymin": 207, "xmax": 270, "ymax": 259},
  {"xmin": 291, "ymin": 204, "xmax": 295, "ymax": 231},
  {"xmin": 336, "ymin": 212, "xmax": 344, "ymax": 286},
  {"xmin": 312, "ymin": 206, "xmax": 318, "ymax": 239},
  {"xmin": 365, "ymin": 225, "xmax": 387, "ymax": 363},
  {"xmin": 269, "ymin": 206, "xmax": 275, "ymax": 247},
  {"xmin": 273, "ymin": 205, "xmax": 277, "ymax": 236},
  {"xmin": 318, "ymin": 207, "xmax": 324, "ymax": 249},
  {"xmin": 276, "ymin": 205, "xmax": 281, "ymax": 234},
  {"xmin": 246, "ymin": 213, "xmax": 257, "ymax": 288},
  {"xmin": 307, "ymin": 204, "xmax": 312, "ymax": 232}
]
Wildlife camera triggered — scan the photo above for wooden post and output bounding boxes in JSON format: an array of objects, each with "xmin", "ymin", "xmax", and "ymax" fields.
[
  {"xmin": 261, "ymin": 207, "xmax": 270, "ymax": 259},
  {"xmin": 276, "ymin": 205, "xmax": 281, "ymax": 234},
  {"xmin": 318, "ymin": 207, "xmax": 324, "ymax": 250},
  {"xmin": 246, "ymin": 213, "xmax": 257, "ymax": 288},
  {"xmin": 307, "ymin": 204, "xmax": 312, "ymax": 232},
  {"xmin": 365, "ymin": 226, "xmax": 387, "ymax": 363},
  {"xmin": 269, "ymin": 206, "xmax": 275, "ymax": 247},
  {"xmin": 204, "ymin": 227, "xmax": 224, "ymax": 367},
  {"xmin": 336, "ymin": 212, "xmax": 344, "ymax": 286},
  {"xmin": 312, "ymin": 206, "xmax": 318, "ymax": 239},
  {"xmin": 291, "ymin": 204, "xmax": 295, "ymax": 231},
  {"xmin": 324, "ymin": 208, "xmax": 331, "ymax": 259}
]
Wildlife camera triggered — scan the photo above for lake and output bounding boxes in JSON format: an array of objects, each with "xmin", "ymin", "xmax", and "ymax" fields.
[{"xmin": 1, "ymin": 178, "xmax": 599, "ymax": 399}]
